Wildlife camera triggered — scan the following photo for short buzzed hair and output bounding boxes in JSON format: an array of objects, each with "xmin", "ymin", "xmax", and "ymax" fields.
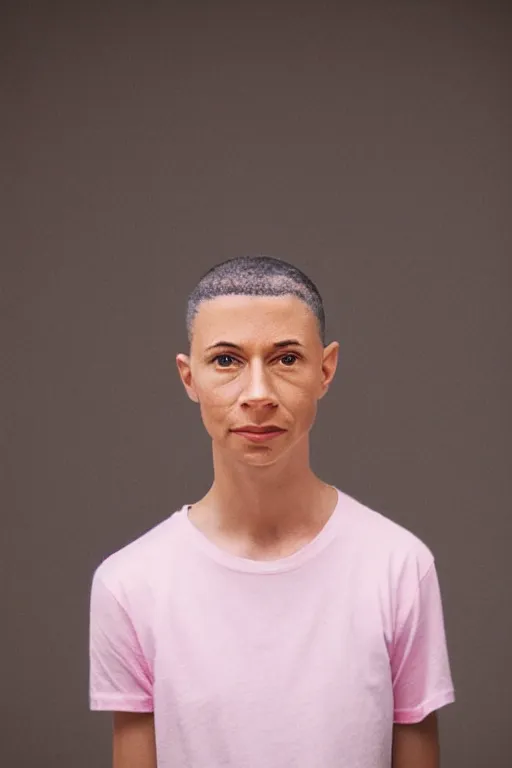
[{"xmin": 186, "ymin": 255, "xmax": 326, "ymax": 346}]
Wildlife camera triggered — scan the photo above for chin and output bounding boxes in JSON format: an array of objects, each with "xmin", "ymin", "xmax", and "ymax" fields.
[
  {"xmin": 236, "ymin": 452, "xmax": 283, "ymax": 468},
  {"xmin": 237, "ymin": 440, "xmax": 299, "ymax": 469}
]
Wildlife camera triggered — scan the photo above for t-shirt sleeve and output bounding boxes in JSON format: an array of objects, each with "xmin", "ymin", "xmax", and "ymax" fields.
[
  {"xmin": 89, "ymin": 567, "xmax": 154, "ymax": 712},
  {"xmin": 391, "ymin": 559, "xmax": 455, "ymax": 724}
]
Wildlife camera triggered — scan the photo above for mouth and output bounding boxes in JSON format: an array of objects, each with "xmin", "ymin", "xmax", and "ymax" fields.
[
  {"xmin": 232, "ymin": 426, "xmax": 285, "ymax": 434},
  {"xmin": 231, "ymin": 427, "xmax": 286, "ymax": 443}
]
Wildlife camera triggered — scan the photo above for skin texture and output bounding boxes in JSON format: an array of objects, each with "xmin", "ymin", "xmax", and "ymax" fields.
[
  {"xmin": 392, "ymin": 712, "xmax": 440, "ymax": 768},
  {"xmin": 112, "ymin": 712, "xmax": 156, "ymax": 768},
  {"xmin": 176, "ymin": 294, "xmax": 340, "ymax": 553},
  {"xmin": 112, "ymin": 293, "xmax": 441, "ymax": 766}
]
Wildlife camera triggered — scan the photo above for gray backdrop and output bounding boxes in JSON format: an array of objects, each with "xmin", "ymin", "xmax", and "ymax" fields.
[{"xmin": 2, "ymin": 2, "xmax": 511, "ymax": 766}]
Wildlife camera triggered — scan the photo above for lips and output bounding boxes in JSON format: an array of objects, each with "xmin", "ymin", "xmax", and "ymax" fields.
[
  {"xmin": 231, "ymin": 426, "xmax": 286, "ymax": 443},
  {"xmin": 232, "ymin": 426, "xmax": 285, "ymax": 433}
]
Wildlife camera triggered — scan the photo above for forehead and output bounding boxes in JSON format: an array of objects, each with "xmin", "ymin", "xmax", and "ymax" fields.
[{"xmin": 192, "ymin": 294, "xmax": 318, "ymax": 346}]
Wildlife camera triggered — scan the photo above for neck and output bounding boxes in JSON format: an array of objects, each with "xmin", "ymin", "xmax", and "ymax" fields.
[{"xmin": 200, "ymin": 438, "xmax": 333, "ymax": 543}]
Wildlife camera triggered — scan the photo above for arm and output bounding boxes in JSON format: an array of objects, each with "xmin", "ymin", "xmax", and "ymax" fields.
[
  {"xmin": 391, "ymin": 557, "xmax": 455, "ymax": 766},
  {"xmin": 90, "ymin": 570, "xmax": 156, "ymax": 764},
  {"xmin": 113, "ymin": 711, "xmax": 157, "ymax": 768},
  {"xmin": 392, "ymin": 711, "xmax": 439, "ymax": 768}
]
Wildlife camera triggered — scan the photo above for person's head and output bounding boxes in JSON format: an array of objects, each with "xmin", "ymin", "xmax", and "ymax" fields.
[{"xmin": 176, "ymin": 255, "xmax": 339, "ymax": 468}]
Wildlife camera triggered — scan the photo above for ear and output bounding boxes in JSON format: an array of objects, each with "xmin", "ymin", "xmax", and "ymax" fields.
[
  {"xmin": 318, "ymin": 341, "xmax": 339, "ymax": 399},
  {"xmin": 176, "ymin": 353, "xmax": 199, "ymax": 403}
]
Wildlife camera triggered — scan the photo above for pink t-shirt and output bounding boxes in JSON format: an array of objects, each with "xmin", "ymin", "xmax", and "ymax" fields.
[{"xmin": 89, "ymin": 487, "xmax": 455, "ymax": 767}]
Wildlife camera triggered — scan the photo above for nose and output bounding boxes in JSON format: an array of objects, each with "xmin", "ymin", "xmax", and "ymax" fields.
[{"xmin": 241, "ymin": 360, "xmax": 278, "ymax": 408}]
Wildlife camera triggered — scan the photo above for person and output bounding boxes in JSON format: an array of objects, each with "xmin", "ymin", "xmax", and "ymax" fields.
[{"xmin": 89, "ymin": 254, "xmax": 455, "ymax": 768}]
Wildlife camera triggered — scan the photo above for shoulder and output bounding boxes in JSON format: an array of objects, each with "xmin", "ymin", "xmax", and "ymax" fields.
[
  {"xmin": 337, "ymin": 488, "xmax": 435, "ymax": 581},
  {"xmin": 91, "ymin": 506, "xmax": 186, "ymax": 604}
]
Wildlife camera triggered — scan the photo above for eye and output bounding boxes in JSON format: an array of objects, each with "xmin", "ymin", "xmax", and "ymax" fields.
[
  {"xmin": 210, "ymin": 352, "xmax": 300, "ymax": 368},
  {"xmin": 279, "ymin": 353, "xmax": 299, "ymax": 366},
  {"xmin": 211, "ymin": 354, "xmax": 238, "ymax": 367}
]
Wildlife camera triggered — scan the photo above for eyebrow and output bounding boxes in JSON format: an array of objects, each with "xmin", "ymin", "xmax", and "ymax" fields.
[{"xmin": 205, "ymin": 339, "xmax": 304, "ymax": 352}]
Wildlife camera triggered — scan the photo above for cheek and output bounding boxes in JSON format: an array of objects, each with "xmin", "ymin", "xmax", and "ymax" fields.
[
  {"xmin": 195, "ymin": 374, "xmax": 320, "ymax": 419},
  {"xmin": 289, "ymin": 379, "xmax": 321, "ymax": 425},
  {"xmin": 297, "ymin": 396, "xmax": 318, "ymax": 427},
  {"xmin": 289, "ymin": 376, "xmax": 320, "ymax": 405},
  {"xmin": 196, "ymin": 382, "xmax": 237, "ymax": 426}
]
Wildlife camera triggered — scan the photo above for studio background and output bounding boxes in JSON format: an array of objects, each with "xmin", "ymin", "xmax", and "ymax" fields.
[{"xmin": 2, "ymin": 2, "xmax": 511, "ymax": 766}]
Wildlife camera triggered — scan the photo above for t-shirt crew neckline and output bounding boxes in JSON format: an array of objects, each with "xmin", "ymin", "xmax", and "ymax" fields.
[{"xmin": 178, "ymin": 486, "xmax": 343, "ymax": 574}]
